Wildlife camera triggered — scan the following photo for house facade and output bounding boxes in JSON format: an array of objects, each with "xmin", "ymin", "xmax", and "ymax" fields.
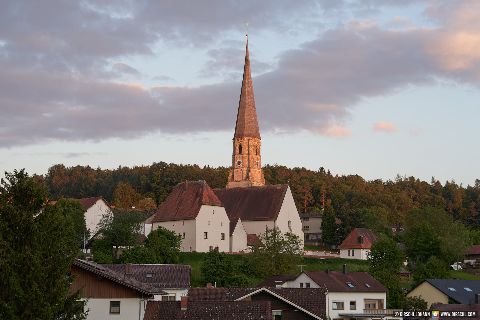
[
  {"xmin": 150, "ymin": 181, "xmax": 230, "ymax": 253},
  {"xmin": 300, "ymin": 212, "xmax": 323, "ymax": 245},
  {"xmin": 77, "ymin": 197, "xmax": 113, "ymax": 238},
  {"xmin": 338, "ymin": 228, "xmax": 376, "ymax": 260}
]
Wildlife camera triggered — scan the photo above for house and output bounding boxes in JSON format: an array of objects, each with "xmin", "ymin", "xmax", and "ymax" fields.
[
  {"xmin": 338, "ymin": 228, "xmax": 376, "ymax": 260},
  {"xmin": 300, "ymin": 212, "xmax": 323, "ymax": 245},
  {"xmin": 77, "ymin": 197, "xmax": 113, "ymax": 238},
  {"xmin": 146, "ymin": 37, "xmax": 303, "ymax": 253},
  {"xmin": 407, "ymin": 279, "xmax": 480, "ymax": 308},
  {"xmin": 144, "ymin": 287, "xmax": 326, "ymax": 320},
  {"xmin": 71, "ymin": 259, "xmax": 158, "ymax": 320},
  {"xmin": 103, "ymin": 264, "xmax": 191, "ymax": 301},
  {"xmin": 464, "ymin": 245, "xmax": 480, "ymax": 266},
  {"xmin": 262, "ymin": 269, "xmax": 401, "ymax": 320},
  {"xmin": 150, "ymin": 181, "xmax": 230, "ymax": 253}
]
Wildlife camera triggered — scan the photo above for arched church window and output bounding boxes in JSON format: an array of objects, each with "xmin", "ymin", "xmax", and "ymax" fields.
[{"xmin": 239, "ymin": 144, "xmax": 243, "ymax": 154}]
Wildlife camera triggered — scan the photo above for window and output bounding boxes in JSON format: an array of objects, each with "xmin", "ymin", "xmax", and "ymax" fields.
[
  {"xmin": 364, "ymin": 299, "xmax": 381, "ymax": 309},
  {"xmin": 305, "ymin": 282, "xmax": 311, "ymax": 288},
  {"xmin": 182, "ymin": 220, "xmax": 184, "ymax": 225},
  {"xmin": 110, "ymin": 301, "xmax": 120, "ymax": 314},
  {"xmin": 239, "ymin": 144, "xmax": 243, "ymax": 154},
  {"xmin": 300, "ymin": 282, "xmax": 304, "ymax": 288},
  {"xmin": 350, "ymin": 301, "xmax": 356, "ymax": 310},
  {"xmin": 288, "ymin": 220, "xmax": 291, "ymax": 230},
  {"xmin": 465, "ymin": 287, "xmax": 473, "ymax": 292},
  {"xmin": 182, "ymin": 232, "xmax": 185, "ymax": 239},
  {"xmin": 208, "ymin": 220, "xmax": 210, "ymax": 225},
  {"xmin": 209, "ymin": 246, "xmax": 213, "ymax": 251},
  {"xmin": 303, "ymin": 225, "xmax": 310, "ymax": 231},
  {"xmin": 357, "ymin": 236, "xmax": 363, "ymax": 244},
  {"xmin": 351, "ymin": 249, "xmax": 355, "ymax": 256},
  {"xmin": 346, "ymin": 282, "xmax": 355, "ymax": 288},
  {"xmin": 161, "ymin": 295, "xmax": 176, "ymax": 301},
  {"xmin": 332, "ymin": 302, "xmax": 344, "ymax": 310},
  {"xmin": 146, "ymin": 273, "xmax": 153, "ymax": 278},
  {"xmin": 272, "ymin": 310, "xmax": 282, "ymax": 320},
  {"xmin": 303, "ymin": 217, "xmax": 310, "ymax": 221},
  {"xmin": 221, "ymin": 233, "xmax": 225, "ymax": 240},
  {"xmin": 347, "ymin": 250, "xmax": 350, "ymax": 256},
  {"xmin": 448, "ymin": 287, "xmax": 456, "ymax": 292},
  {"xmin": 365, "ymin": 283, "xmax": 371, "ymax": 288},
  {"xmin": 204, "ymin": 232, "xmax": 208, "ymax": 239}
]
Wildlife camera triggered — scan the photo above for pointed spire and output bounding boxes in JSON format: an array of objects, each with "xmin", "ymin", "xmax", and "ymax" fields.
[{"xmin": 234, "ymin": 34, "xmax": 261, "ymax": 139}]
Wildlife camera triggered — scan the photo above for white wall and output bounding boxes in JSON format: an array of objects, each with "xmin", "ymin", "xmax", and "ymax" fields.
[
  {"xmin": 85, "ymin": 200, "xmax": 112, "ymax": 238},
  {"xmin": 287, "ymin": 273, "xmax": 320, "ymax": 288},
  {"xmin": 242, "ymin": 220, "xmax": 275, "ymax": 236},
  {"xmin": 153, "ymin": 289, "xmax": 188, "ymax": 301},
  {"xmin": 230, "ymin": 219, "xmax": 248, "ymax": 252},
  {"xmin": 84, "ymin": 298, "xmax": 148, "ymax": 320},
  {"xmin": 274, "ymin": 186, "xmax": 304, "ymax": 245},
  {"xmin": 326, "ymin": 292, "xmax": 386, "ymax": 320},
  {"xmin": 195, "ymin": 205, "xmax": 230, "ymax": 252},
  {"xmin": 340, "ymin": 249, "xmax": 370, "ymax": 260},
  {"xmin": 152, "ymin": 219, "xmax": 196, "ymax": 252}
]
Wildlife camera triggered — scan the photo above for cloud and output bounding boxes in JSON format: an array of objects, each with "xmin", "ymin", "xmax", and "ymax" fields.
[
  {"xmin": 1, "ymin": 0, "xmax": 480, "ymax": 148},
  {"xmin": 373, "ymin": 121, "xmax": 397, "ymax": 133},
  {"xmin": 112, "ymin": 63, "xmax": 140, "ymax": 75}
]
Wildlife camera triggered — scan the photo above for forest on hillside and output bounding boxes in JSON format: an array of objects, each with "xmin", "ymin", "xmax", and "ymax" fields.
[{"xmin": 41, "ymin": 162, "xmax": 480, "ymax": 232}]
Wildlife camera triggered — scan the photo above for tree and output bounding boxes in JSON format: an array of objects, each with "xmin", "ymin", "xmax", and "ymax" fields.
[
  {"xmin": 136, "ymin": 197, "xmax": 157, "ymax": 211},
  {"xmin": 404, "ymin": 222, "xmax": 441, "ymax": 265},
  {"xmin": 113, "ymin": 181, "xmax": 141, "ymax": 209},
  {"xmin": 144, "ymin": 227, "xmax": 181, "ymax": 263},
  {"xmin": 412, "ymin": 256, "xmax": 449, "ymax": 285},
  {"xmin": 368, "ymin": 235, "xmax": 405, "ymax": 308},
  {"xmin": 0, "ymin": 170, "xmax": 85, "ymax": 320},
  {"xmin": 249, "ymin": 228, "xmax": 303, "ymax": 278},
  {"xmin": 201, "ymin": 249, "xmax": 253, "ymax": 287},
  {"xmin": 96, "ymin": 210, "xmax": 144, "ymax": 259},
  {"xmin": 55, "ymin": 199, "xmax": 89, "ymax": 249},
  {"xmin": 403, "ymin": 296, "xmax": 428, "ymax": 311}
]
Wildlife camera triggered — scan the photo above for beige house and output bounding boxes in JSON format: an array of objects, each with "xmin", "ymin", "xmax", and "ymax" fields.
[
  {"xmin": 150, "ymin": 181, "xmax": 230, "ymax": 253},
  {"xmin": 77, "ymin": 197, "xmax": 113, "ymax": 238},
  {"xmin": 407, "ymin": 279, "xmax": 480, "ymax": 308}
]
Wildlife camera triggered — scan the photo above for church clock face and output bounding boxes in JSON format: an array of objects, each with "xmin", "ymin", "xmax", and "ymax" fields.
[{"xmin": 236, "ymin": 160, "xmax": 242, "ymax": 167}]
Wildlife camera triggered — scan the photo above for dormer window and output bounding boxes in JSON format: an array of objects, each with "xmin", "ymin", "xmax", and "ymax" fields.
[
  {"xmin": 357, "ymin": 236, "xmax": 363, "ymax": 244},
  {"xmin": 346, "ymin": 282, "xmax": 355, "ymax": 288}
]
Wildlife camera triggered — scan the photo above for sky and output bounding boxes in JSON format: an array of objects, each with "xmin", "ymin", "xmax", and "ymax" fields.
[{"xmin": 1, "ymin": 0, "xmax": 479, "ymax": 186}]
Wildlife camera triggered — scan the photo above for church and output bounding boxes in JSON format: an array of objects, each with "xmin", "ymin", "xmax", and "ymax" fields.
[{"xmin": 148, "ymin": 38, "xmax": 303, "ymax": 252}]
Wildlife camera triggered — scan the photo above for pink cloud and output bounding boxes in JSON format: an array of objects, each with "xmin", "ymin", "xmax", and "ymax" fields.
[
  {"xmin": 373, "ymin": 121, "xmax": 397, "ymax": 133},
  {"xmin": 317, "ymin": 123, "xmax": 351, "ymax": 138}
]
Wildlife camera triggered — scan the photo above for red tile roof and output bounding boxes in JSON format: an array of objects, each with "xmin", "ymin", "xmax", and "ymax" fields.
[
  {"xmin": 143, "ymin": 300, "xmax": 272, "ymax": 320},
  {"xmin": 152, "ymin": 181, "xmax": 222, "ymax": 223},
  {"xmin": 303, "ymin": 271, "xmax": 386, "ymax": 292},
  {"xmin": 76, "ymin": 197, "xmax": 104, "ymax": 210},
  {"xmin": 214, "ymin": 185, "xmax": 288, "ymax": 223},
  {"xmin": 338, "ymin": 228, "xmax": 376, "ymax": 249},
  {"xmin": 466, "ymin": 245, "xmax": 480, "ymax": 256}
]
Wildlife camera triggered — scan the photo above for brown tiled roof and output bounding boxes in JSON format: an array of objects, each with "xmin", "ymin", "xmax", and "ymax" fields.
[
  {"xmin": 303, "ymin": 271, "xmax": 386, "ymax": 292},
  {"xmin": 466, "ymin": 245, "xmax": 480, "ymax": 256},
  {"xmin": 143, "ymin": 300, "xmax": 272, "ymax": 320},
  {"xmin": 104, "ymin": 264, "xmax": 191, "ymax": 292},
  {"xmin": 247, "ymin": 233, "xmax": 260, "ymax": 246},
  {"xmin": 73, "ymin": 259, "xmax": 160, "ymax": 296},
  {"xmin": 234, "ymin": 37, "xmax": 260, "ymax": 139},
  {"xmin": 338, "ymin": 228, "xmax": 376, "ymax": 249},
  {"xmin": 214, "ymin": 185, "xmax": 288, "ymax": 222},
  {"xmin": 152, "ymin": 181, "xmax": 222, "ymax": 223},
  {"xmin": 186, "ymin": 287, "xmax": 326, "ymax": 319},
  {"xmin": 256, "ymin": 274, "xmax": 297, "ymax": 287},
  {"xmin": 76, "ymin": 197, "xmax": 104, "ymax": 210}
]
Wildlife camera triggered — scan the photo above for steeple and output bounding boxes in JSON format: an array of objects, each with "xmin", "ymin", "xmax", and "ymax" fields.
[
  {"xmin": 234, "ymin": 35, "xmax": 261, "ymax": 139},
  {"xmin": 227, "ymin": 35, "xmax": 265, "ymax": 189}
]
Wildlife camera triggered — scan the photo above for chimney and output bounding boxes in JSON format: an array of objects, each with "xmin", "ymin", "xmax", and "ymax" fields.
[
  {"xmin": 181, "ymin": 296, "xmax": 188, "ymax": 311},
  {"xmin": 475, "ymin": 294, "xmax": 480, "ymax": 304},
  {"xmin": 125, "ymin": 264, "xmax": 133, "ymax": 275},
  {"xmin": 342, "ymin": 264, "xmax": 347, "ymax": 274},
  {"xmin": 206, "ymin": 283, "xmax": 214, "ymax": 288}
]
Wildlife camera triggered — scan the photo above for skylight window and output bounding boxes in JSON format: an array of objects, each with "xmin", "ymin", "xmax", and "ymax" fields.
[
  {"xmin": 146, "ymin": 273, "xmax": 153, "ymax": 278},
  {"xmin": 365, "ymin": 283, "xmax": 371, "ymax": 288},
  {"xmin": 448, "ymin": 287, "xmax": 456, "ymax": 292},
  {"xmin": 346, "ymin": 282, "xmax": 355, "ymax": 288},
  {"xmin": 464, "ymin": 287, "xmax": 472, "ymax": 292}
]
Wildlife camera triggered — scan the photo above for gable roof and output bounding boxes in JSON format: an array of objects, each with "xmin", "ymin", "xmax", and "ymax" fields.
[
  {"xmin": 76, "ymin": 197, "xmax": 105, "ymax": 210},
  {"xmin": 72, "ymin": 259, "xmax": 161, "ymax": 296},
  {"xmin": 213, "ymin": 185, "xmax": 288, "ymax": 222},
  {"xmin": 103, "ymin": 264, "xmax": 191, "ymax": 292},
  {"xmin": 152, "ymin": 181, "xmax": 222, "ymax": 223},
  {"xmin": 466, "ymin": 245, "xmax": 480, "ymax": 256},
  {"xmin": 143, "ymin": 300, "xmax": 272, "ymax": 320},
  {"xmin": 426, "ymin": 279, "xmax": 480, "ymax": 304},
  {"xmin": 338, "ymin": 228, "xmax": 376, "ymax": 250},
  {"xmin": 302, "ymin": 271, "xmax": 386, "ymax": 293},
  {"xmin": 187, "ymin": 287, "xmax": 325, "ymax": 319}
]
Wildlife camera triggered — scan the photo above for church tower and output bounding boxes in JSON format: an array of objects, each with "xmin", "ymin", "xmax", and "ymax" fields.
[{"xmin": 227, "ymin": 36, "xmax": 265, "ymax": 189}]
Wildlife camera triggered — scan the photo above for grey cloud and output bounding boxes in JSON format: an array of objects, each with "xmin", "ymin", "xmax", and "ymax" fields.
[{"xmin": 112, "ymin": 63, "xmax": 140, "ymax": 75}]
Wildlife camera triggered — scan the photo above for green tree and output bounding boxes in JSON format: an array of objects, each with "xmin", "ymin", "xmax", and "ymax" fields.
[
  {"xmin": 403, "ymin": 296, "xmax": 428, "ymax": 311},
  {"xmin": 0, "ymin": 170, "xmax": 85, "ymax": 320},
  {"xmin": 412, "ymin": 256, "xmax": 449, "ymax": 285},
  {"xmin": 144, "ymin": 227, "xmax": 181, "ymax": 263},
  {"xmin": 404, "ymin": 222, "xmax": 441, "ymax": 264},
  {"xmin": 249, "ymin": 228, "xmax": 303, "ymax": 278},
  {"xmin": 321, "ymin": 205, "xmax": 339, "ymax": 248},
  {"xmin": 113, "ymin": 181, "xmax": 141, "ymax": 209},
  {"xmin": 55, "ymin": 198, "xmax": 89, "ymax": 249},
  {"xmin": 368, "ymin": 235, "xmax": 405, "ymax": 308},
  {"xmin": 201, "ymin": 249, "xmax": 253, "ymax": 287}
]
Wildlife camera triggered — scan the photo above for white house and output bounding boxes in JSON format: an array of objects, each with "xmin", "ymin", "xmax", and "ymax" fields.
[
  {"xmin": 338, "ymin": 228, "xmax": 377, "ymax": 260},
  {"xmin": 71, "ymin": 260, "xmax": 191, "ymax": 320},
  {"xmin": 269, "ymin": 269, "xmax": 400, "ymax": 320},
  {"xmin": 77, "ymin": 197, "xmax": 113, "ymax": 238},
  {"xmin": 150, "ymin": 181, "xmax": 230, "ymax": 253}
]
